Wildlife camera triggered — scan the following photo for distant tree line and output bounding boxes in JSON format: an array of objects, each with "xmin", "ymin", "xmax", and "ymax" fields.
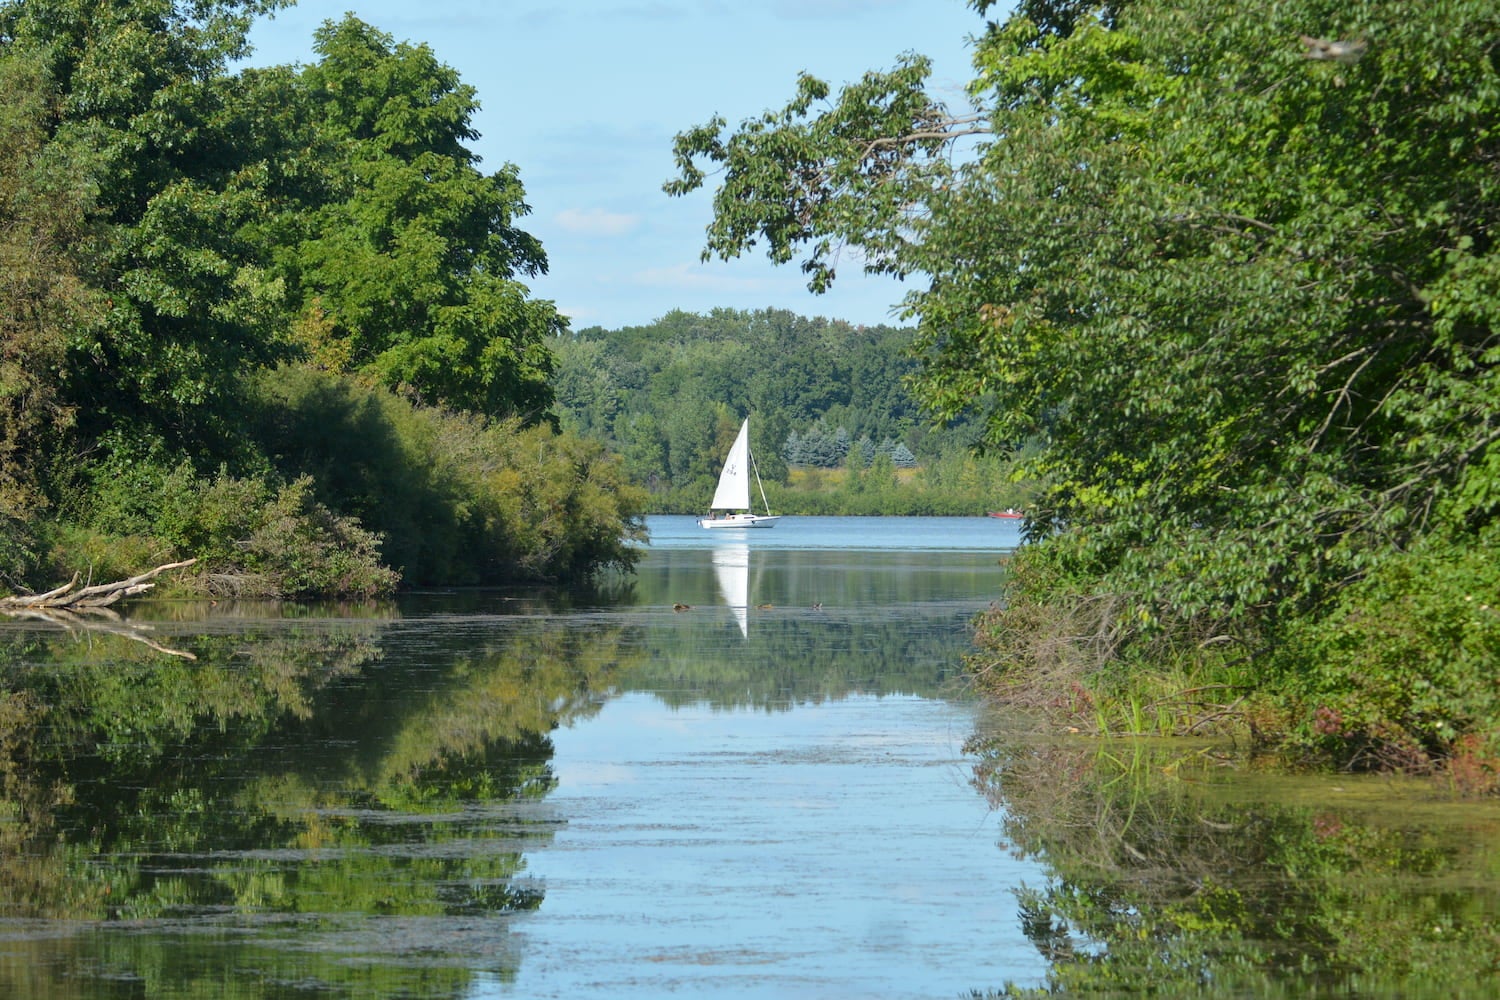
[{"xmin": 551, "ymin": 308, "xmax": 1028, "ymax": 514}]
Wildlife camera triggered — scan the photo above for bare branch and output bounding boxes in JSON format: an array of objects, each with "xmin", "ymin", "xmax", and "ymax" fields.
[{"xmin": 0, "ymin": 559, "xmax": 198, "ymax": 610}]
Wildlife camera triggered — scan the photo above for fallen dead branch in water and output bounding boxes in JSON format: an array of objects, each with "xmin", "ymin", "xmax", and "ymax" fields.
[
  {"xmin": 0, "ymin": 559, "xmax": 200, "ymax": 658},
  {"xmin": 0, "ymin": 559, "xmax": 198, "ymax": 610}
]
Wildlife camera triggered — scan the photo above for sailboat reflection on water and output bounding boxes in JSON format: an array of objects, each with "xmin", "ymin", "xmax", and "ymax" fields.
[{"xmin": 712, "ymin": 543, "xmax": 750, "ymax": 636}]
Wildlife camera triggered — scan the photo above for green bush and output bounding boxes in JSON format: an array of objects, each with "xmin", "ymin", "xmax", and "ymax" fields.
[
  {"xmin": 237, "ymin": 476, "xmax": 399, "ymax": 599},
  {"xmin": 1273, "ymin": 524, "xmax": 1500, "ymax": 766},
  {"xmin": 16, "ymin": 368, "xmax": 648, "ymax": 599},
  {"xmin": 51, "ymin": 452, "xmax": 399, "ymax": 600},
  {"xmin": 37, "ymin": 522, "xmax": 171, "ymax": 590},
  {"xmin": 0, "ymin": 514, "xmax": 38, "ymax": 589},
  {"xmin": 248, "ymin": 366, "xmax": 647, "ymax": 586}
]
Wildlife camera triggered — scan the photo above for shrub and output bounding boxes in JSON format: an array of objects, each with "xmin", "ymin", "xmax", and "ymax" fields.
[
  {"xmin": 1273, "ymin": 524, "xmax": 1500, "ymax": 768},
  {"xmin": 235, "ymin": 476, "xmax": 399, "ymax": 599},
  {"xmin": 53, "ymin": 454, "xmax": 399, "ymax": 599},
  {"xmin": 0, "ymin": 514, "xmax": 38, "ymax": 589},
  {"xmin": 248, "ymin": 366, "xmax": 647, "ymax": 586},
  {"xmin": 36, "ymin": 522, "xmax": 171, "ymax": 591},
  {"xmin": 28, "ymin": 369, "xmax": 647, "ymax": 597}
]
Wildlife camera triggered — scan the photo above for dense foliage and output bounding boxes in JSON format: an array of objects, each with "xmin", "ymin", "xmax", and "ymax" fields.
[
  {"xmin": 668, "ymin": 0, "xmax": 1500, "ymax": 766},
  {"xmin": 552, "ymin": 308, "xmax": 1026, "ymax": 514},
  {"xmin": 284, "ymin": 17, "xmax": 560, "ymax": 418},
  {"xmin": 0, "ymin": 0, "xmax": 643, "ymax": 594}
]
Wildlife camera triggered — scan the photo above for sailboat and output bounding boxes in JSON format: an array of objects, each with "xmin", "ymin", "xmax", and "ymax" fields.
[{"xmin": 698, "ymin": 418, "xmax": 781, "ymax": 529}]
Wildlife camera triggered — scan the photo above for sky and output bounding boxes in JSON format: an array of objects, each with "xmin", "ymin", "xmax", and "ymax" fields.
[{"xmin": 241, "ymin": 0, "xmax": 989, "ymax": 331}]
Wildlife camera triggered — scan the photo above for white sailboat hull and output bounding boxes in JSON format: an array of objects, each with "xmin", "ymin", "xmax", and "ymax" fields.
[{"xmin": 699, "ymin": 513, "xmax": 781, "ymax": 529}]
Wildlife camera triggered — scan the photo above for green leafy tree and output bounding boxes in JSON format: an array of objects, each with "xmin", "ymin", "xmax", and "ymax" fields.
[
  {"xmin": 0, "ymin": 44, "xmax": 105, "ymax": 573},
  {"xmin": 285, "ymin": 15, "xmax": 559, "ymax": 420},
  {"xmin": 664, "ymin": 53, "xmax": 976, "ymax": 294},
  {"xmin": 667, "ymin": 0, "xmax": 1500, "ymax": 755},
  {"xmin": 551, "ymin": 336, "xmax": 623, "ymax": 438},
  {"xmin": 0, "ymin": 2, "xmax": 646, "ymax": 596},
  {"xmin": 0, "ymin": 0, "xmax": 300, "ymax": 471}
]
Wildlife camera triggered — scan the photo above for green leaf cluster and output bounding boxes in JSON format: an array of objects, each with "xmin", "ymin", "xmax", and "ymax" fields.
[
  {"xmin": 285, "ymin": 16, "xmax": 560, "ymax": 417},
  {"xmin": 667, "ymin": 55, "xmax": 969, "ymax": 293}
]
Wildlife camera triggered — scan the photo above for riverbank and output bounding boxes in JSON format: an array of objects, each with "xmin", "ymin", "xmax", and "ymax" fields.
[{"xmin": 965, "ymin": 539, "xmax": 1500, "ymax": 796}]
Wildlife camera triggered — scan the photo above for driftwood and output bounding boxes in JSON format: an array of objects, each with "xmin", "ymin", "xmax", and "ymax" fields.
[
  {"xmin": 0, "ymin": 559, "xmax": 200, "ymax": 659},
  {"xmin": 0, "ymin": 558, "xmax": 198, "ymax": 610}
]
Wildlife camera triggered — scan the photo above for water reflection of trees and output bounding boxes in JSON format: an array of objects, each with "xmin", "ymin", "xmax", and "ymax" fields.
[
  {"xmin": 970, "ymin": 737, "xmax": 1500, "ymax": 997},
  {"xmin": 0, "ymin": 605, "xmax": 643, "ymax": 999},
  {"xmin": 623, "ymin": 547, "xmax": 1000, "ymax": 707},
  {"xmin": 629, "ymin": 608, "xmax": 979, "ymax": 708},
  {"xmin": 0, "ymin": 561, "xmax": 996, "ymax": 998}
]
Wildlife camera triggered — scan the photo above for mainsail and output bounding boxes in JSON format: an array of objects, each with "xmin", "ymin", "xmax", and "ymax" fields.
[{"xmin": 709, "ymin": 419, "xmax": 752, "ymax": 512}]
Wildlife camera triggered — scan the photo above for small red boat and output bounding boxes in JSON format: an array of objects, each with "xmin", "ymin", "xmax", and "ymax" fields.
[{"xmin": 987, "ymin": 508, "xmax": 1023, "ymax": 519}]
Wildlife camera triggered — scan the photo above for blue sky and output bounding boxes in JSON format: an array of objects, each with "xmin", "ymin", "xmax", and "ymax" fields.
[{"xmin": 242, "ymin": 1, "xmax": 989, "ymax": 331}]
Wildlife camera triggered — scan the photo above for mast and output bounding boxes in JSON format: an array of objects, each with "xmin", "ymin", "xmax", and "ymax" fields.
[{"xmin": 749, "ymin": 441, "xmax": 773, "ymax": 516}]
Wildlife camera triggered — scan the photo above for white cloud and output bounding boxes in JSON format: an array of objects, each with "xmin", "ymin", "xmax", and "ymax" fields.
[
  {"xmin": 552, "ymin": 302, "xmax": 595, "ymax": 326},
  {"xmin": 554, "ymin": 207, "xmax": 642, "ymax": 237}
]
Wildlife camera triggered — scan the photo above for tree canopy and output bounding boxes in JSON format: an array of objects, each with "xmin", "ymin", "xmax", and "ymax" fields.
[
  {"xmin": 0, "ymin": 0, "xmax": 639, "ymax": 592},
  {"xmin": 1, "ymin": 0, "xmax": 300, "ymax": 470},
  {"xmin": 667, "ymin": 0, "xmax": 1500, "ymax": 762},
  {"xmin": 285, "ymin": 16, "xmax": 559, "ymax": 419}
]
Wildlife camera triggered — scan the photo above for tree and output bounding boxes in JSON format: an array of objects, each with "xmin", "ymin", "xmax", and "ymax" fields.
[
  {"xmin": 0, "ymin": 50, "xmax": 98, "ymax": 510},
  {"xmin": 848, "ymin": 435, "xmax": 875, "ymax": 469},
  {"xmin": 0, "ymin": 45, "xmax": 108, "ymax": 576},
  {"xmin": 0, "ymin": 1, "xmax": 651, "ymax": 595},
  {"xmin": 551, "ymin": 337, "xmax": 621, "ymax": 438},
  {"xmin": 665, "ymin": 52, "xmax": 982, "ymax": 295},
  {"xmin": 884, "ymin": 440, "xmax": 918, "ymax": 468},
  {"xmin": 285, "ymin": 15, "xmax": 559, "ymax": 421},
  {"xmin": 667, "ymin": 0, "xmax": 1500, "ymax": 753},
  {"xmin": 0, "ymin": 0, "xmax": 300, "ymax": 473},
  {"xmin": 792, "ymin": 420, "xmax": 847, "ymax": 468},
  {"xmin": 923, "ymin": 1, "xmax": 1500, "ymax": 647}
]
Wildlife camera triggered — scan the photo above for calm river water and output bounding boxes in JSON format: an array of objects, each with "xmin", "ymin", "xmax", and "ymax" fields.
[{"xmin": 4, "ymin": 515, "xmax": 1500, "ymax": 999}]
